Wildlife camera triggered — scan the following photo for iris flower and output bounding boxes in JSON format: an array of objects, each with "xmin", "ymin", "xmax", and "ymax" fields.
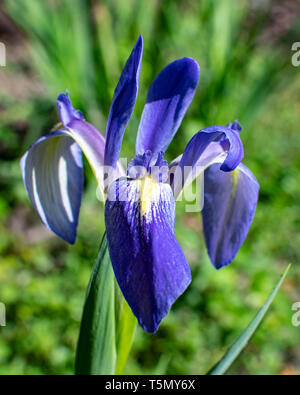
[{"xmin": 21, "ymin": 36, "xmax": 259, "ymax": 333}]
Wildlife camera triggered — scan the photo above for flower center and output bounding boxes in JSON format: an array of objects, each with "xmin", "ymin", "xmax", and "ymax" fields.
[
  {"xmin": 139, "ymin": 175, "xmax": 160, "ymax": 217},
  {"xmin": 127, "ymin": 150, "xmax": 169, "ymax": 183}
]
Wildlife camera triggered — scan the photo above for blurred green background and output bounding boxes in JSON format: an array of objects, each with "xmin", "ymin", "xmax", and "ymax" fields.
[{"xmin": 0, "ymin": 0, "xmax": 300, "ymax": 374}]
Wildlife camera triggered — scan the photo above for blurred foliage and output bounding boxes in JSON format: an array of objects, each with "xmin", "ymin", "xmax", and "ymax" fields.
[{"xmin": 0, "ymin": 0, "xmax": 299, "ymax": 374}]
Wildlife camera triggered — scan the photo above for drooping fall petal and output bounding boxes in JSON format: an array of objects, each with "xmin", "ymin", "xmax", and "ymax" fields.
[
  {"xmin": 21, "ymin": 94, "xmax": 108, "ymax": 243},
  {"xmin": 105, "ymin": 176, "xmax": 191, "ymax": 333},
  {"xmin": 20, "ymin": 130, "xmax": 83, "ymax": 244},
  {"xmin": 202, "ymin": 163, "xmax": 259, "ymax": 269}
]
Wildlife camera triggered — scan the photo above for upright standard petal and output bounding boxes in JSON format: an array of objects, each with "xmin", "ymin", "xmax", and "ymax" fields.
[
  {"xmin": 57, "ymin": 92, "xmax": 84, "ymax": 126},
  {"xmin": 136, "ymin": 57, "xmax": 200, "ymax": 157},
  {"xmin": 202, "ymin": 163, "xmax": 259, "ymax": 269},
  {"xmin": 67, "ymin": 119, "xmax": 121, "ymax": 192},
  {"xmin": 20, "ymin": 130, "xmax": 83, "ymax": 244},
  {"xmin": 104, "ymin": 35, "xmax": 143, "ymax": 168},
  {"xmin": 105, "ymin": 176, "xmax": 191, "ymax": 333},
  {"xmin": 179, "ymin": 125, "xmax": 243, "ymax": 173},
  {"xmin": 57, "ymin": 93, "xmax": 124, "ymax": 190},
  {"xmin": 171, "ymin": 124, "xmax": 243, "ymax": 199}
]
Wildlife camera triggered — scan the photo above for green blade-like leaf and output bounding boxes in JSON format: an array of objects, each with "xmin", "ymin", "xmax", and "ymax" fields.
[
  {"xmin": 115, "ymin": 295, "xmax": 137, "ymax": 375},
  {"xmin": 208, "ymin": 264, "xmax": 291, "ymax": 375},
  {"xmin": 75, "ymin": 233, "xmax": 116, "ymax": 375}
]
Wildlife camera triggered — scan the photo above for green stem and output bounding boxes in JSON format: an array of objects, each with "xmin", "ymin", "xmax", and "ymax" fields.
[{"xmin": 75, "ymin": 232, "xmax": 137, "ymax": 375}]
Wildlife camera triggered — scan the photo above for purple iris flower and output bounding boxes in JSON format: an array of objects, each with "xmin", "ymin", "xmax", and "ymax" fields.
[{"xmin": 20, "ymin": 36, "xmax": 259, "ymax": 333}]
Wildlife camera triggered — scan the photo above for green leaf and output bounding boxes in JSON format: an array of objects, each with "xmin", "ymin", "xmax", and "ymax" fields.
[
  {"xmin": 208, "ymin": 264, "xmax": 291, "ymax": 375},
  {"xmin": 75, "ymin": 233, "xmax": 116, "ymax": 375},
  {"xmin": 115, "ymin": 293, "xmax": 137, "ymax": 375}
]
